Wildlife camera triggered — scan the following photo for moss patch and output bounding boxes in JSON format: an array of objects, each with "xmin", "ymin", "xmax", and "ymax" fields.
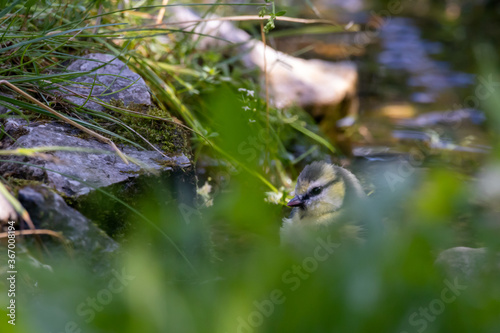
[
  {"xmin": 107, "ymin": 99, "xmax": 191, "ymax": 157},
  {"xmin": 4, "ymin": 178, "xmax": 45, "ymax": 195}
]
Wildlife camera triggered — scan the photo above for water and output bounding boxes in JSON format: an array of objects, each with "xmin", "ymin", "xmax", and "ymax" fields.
[
  {"xmin": 271, "ymin": 2, "xmax": 491, "ymax": 172},
  {"xmin": 377, "ymin": 17, "xmax": 475, "ymax": 104},
  {"xmin": 339, "ymin": 13, "xmax": 489, "ymax": 173}
]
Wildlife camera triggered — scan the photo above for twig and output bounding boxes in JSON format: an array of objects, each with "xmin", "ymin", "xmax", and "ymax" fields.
[
  {"xmin": 93, "ymin": 4, "xmax": 104, "ymax": 35},
  {"xmin": 260, "ymin": 22, "xmax": 270, "ymax": 170},
  {"xmin": 158, "ymin": 15, "xmax": 340, "ymax": 27},
  {"xmin": 156, "ymin": 0, "xmax": 170, "ymax": 24},
  {"xmin": 260, "ymin": 22, "xmax": 269, "ymax": 128},
  {"xmin": 0, "ymin": 229, "xmax": 66, "ymax": 242},
  {"xmin": 0, "ymin": 228, "xmax": 73, "ymax": 257}
]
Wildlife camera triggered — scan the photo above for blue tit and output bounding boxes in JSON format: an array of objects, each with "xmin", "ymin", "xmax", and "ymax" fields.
[{"xmin": 281, "ymin": 161, "xmax": 366, "ymax": 247}]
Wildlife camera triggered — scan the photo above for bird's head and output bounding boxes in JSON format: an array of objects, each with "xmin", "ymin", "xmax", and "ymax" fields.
[{"xmin": 287, "ymin": 161, "xmax": 364, "ymax": 219}]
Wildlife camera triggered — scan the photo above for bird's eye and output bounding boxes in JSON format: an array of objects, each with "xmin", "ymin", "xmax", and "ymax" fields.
[{"xmin": 310, "ymin": 187, "xmax": 322, "ymax": 196}]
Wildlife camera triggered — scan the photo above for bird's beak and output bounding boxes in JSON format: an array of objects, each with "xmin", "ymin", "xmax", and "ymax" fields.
[{"xmin": 287, "ymin": 196, "xmax": 303, "ymax": 207}]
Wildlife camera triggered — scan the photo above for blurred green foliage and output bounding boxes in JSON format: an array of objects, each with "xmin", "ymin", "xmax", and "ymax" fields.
[{"xmin": 1, "ymin": 0, "xmax": 500, "ymax": 333}]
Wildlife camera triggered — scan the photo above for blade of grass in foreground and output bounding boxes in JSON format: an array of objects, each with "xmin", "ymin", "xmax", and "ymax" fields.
[{"xmin": 288, "ymin": 120, "xmax": 336, "ymax": 153}]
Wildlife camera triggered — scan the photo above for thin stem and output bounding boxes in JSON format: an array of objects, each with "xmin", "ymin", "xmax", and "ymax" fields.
[
  {"xmin": 159, "ymin": 15, "xmax": 339, "ymax": 27},
  {"xmin": 0, "ymin": 80, "xmax": 129, "ymax": 164}
]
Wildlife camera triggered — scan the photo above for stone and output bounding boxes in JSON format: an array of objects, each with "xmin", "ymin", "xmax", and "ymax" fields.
[
  {"xmin": 0, "ymin": 121, "xmax": 190, "ymax": 197},
  {"xmin": 0, "ymin": 118, "xmax": 199, "ymax": 244},
  {"xmin": 17, "ymin": 186, "xmax": 119, "ymax": 276},
  {"xmin": 435, "ymin": 247, "xmax": 488, "ymax": 279},
  {"xmin": 64, "ymin": 53, "xmax": 151, "ymax": 111},
  {"xmin": 0, "ymin": 92, "xmax": 15, "ymax": 115}
]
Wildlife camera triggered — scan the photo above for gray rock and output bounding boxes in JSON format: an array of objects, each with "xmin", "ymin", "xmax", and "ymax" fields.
[
  {"xmin": 0, "ymin": 118, "xmax": 29, "ymax": 149},
  {"xmin": 0, "ymin": 121, "xmax": 190, "ymax": 197},
  {"xmin": 435, "ymin": 247, "xmax": 488, "ymax": 279},
  {"xmin": 17, "ymin": 186, "xmax": 119, "ymax": 276},
  {"xmin": 0, "ymin": 119, "xmax": 198, "ymax": 244},
  {"xmin": 64, "ymin": 53, "xmax": 151, "ymax": 111},
  {"xmin": 0, "ymin": 92, "xmax": 15, "ymax": 114}
]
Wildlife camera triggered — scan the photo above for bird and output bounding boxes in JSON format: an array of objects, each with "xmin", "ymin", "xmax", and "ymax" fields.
[{"xmin": 281, "ymin": 161, "xmax": 366, "ymax": 247}]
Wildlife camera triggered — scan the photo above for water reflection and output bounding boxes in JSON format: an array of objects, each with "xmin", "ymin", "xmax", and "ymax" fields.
[{"xmin": 378, "ymin": 17, "xmax": 474, "ymax": 103}]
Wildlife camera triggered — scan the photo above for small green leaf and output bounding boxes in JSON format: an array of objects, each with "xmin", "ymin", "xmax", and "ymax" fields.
[{"xmin": 275, "ymin": 10, "xmax": 286, "ymax": 16}]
